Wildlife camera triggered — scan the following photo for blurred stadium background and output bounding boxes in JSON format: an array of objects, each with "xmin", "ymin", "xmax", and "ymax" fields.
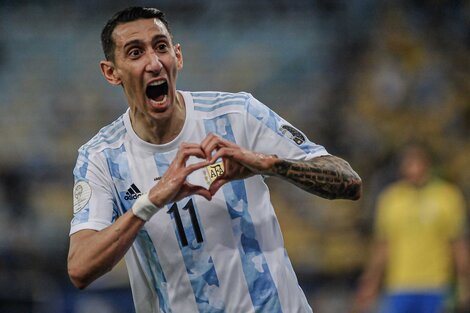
[{"xmin": 0, "ymin": 0, "xmax": 469, "ymax": 312}]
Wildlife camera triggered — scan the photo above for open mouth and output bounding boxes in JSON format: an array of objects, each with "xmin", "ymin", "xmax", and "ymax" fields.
[{"xmin": 146, "ymin": 80, "xmax": 168, "ymax": 102}]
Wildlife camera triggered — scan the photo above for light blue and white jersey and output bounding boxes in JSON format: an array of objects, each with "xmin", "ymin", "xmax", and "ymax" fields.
[{"xmin": 70, "ymin": 91, "xmax": 328, "ymax": 313}]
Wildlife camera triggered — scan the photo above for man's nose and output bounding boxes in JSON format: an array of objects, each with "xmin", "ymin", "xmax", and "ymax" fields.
[{"xmin": 145, "ymin": 52, "xmax": 163, "ymax": 74}]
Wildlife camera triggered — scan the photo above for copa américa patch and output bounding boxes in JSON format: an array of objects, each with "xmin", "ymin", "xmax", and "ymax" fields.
[
  {"xmin": 279, "ymin": 124, "xmax": 306, "ymax": 145},
  {"xmin": 73, "ymin": 181, "xmax": 92, "ymax": 213}
]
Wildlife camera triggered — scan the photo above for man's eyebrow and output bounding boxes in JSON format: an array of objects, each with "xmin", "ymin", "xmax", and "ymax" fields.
[
  {"xmin": 123, "ymin": 34, "xmax": 170, "ymax": 50},
  {"xmin": 151, "ymin": 34, "xmax": 171, "ymax": 45},
  {"xmin": 123, "ymin": 39, "xmax": 144, "ymax": 50}
]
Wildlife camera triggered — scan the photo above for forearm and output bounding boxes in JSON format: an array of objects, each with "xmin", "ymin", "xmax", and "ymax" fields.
[
  {"xmin": 359, "ymin": 244, "xmax": 387, "ymax": 290},
  {"xmin": 453, "ymin": 239, "xmax": 470, "ymax": 298},
  {"xmin": 68, "ymin": 210, "xmax": 145, "ymax": 289},
  {"xmin": 352, "ymin": 240, "xmax": 388, "ymax": 312},
  {"xmin": 269, "ymin": 155, "xmax": 362, "ymax": 200}
]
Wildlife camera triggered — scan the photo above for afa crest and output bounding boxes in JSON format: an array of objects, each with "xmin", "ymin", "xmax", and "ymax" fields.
[{"xmin": 205, "ymin": 161, "xmax": 225, "ymax": 185}]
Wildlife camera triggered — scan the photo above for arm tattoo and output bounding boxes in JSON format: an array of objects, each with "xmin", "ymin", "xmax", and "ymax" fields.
[{"xmin": 271, "ymin": 155, "xmax": 362, "ymax": 200}]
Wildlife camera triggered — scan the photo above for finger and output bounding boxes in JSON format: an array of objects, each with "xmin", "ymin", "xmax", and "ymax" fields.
[
  {"xmin": 210, "ymin": 147, "xmax": 237, "ymax": 163},
  {"xmin": 180, "ymin": 143, "xmax": 206, "ymax": 158},
  {"xmin": 185, "ymin": 160, "xmax": 211, "ymax": 174},
  {"xmin": 200, "ymin": 134, "xmax": 223, "ymax": 160},
  {"xmin": 179, "ymin": 142, "xmax": 204, "ymax": 152},
  {"xmin": 192, "ymin": 187, "xmax": 212, "ymax": 201},
  {"xmin": 183, "ymin": 183, "xmax": 212, "ymax": 201},
  {"xmin": 201, "ymin": 133, "xmax": 236, "ymax": 161},
  {"xmin": 200, "ymin": 132, "xmax": 217, "ymax": 147},
  {"xmin": 209, "ymin": 177, "xmax": 228, "ymax": 195},
  {"xmin": 176, "ymin": 143, "xmax": 207, "ymax": 164}
]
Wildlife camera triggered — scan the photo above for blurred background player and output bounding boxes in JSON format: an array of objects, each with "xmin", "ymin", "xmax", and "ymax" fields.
[{"xmin": 352, "ymin": 143, "xmax": 470, "ymax": 313}]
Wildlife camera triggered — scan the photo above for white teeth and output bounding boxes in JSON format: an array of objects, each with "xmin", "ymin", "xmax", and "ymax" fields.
[
  {"xmin": 149, "ymin": 80, "xmax": 165, "ymax": 86},
  {"xmin": 152, "ymin": 95, "xmax": 167, "ymax": 105}
]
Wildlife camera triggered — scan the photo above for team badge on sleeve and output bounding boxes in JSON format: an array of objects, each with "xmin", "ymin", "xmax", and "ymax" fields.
[
  {"xmin": 279, "ymin": 124, "xmax": 306, "ymax": 145},
  {"xmin": 73, "ymin": 181, "xmax": 92, "ymax": 213}
]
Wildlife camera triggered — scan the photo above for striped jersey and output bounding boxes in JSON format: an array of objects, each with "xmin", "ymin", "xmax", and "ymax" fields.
[{"xmin": 70, "ymin": 91, "xmax": 328, "ymax": 313}]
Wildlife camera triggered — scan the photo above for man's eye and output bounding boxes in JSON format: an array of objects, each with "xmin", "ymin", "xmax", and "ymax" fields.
[
  {"xmin": 157, "ymin": 44, "xmax": 168, "ymax": 51},
  {"xmin": 129, "ymin": 49, "xmax": 143, "ymax": 57}
]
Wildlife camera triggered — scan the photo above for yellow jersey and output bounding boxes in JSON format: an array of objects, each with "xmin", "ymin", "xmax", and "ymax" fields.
[{"xmin": 375, "ymin": 178, "xmax": 466, "ymax": 291}]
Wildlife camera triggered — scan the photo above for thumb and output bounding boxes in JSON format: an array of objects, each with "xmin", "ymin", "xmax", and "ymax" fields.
[
  {"xmin": 183, "ymin": 183, "xmax": 212, "ymax": 201},
  {"xmin": 209, "ymin": 178, "xmax": 228, "ymax": 195}
]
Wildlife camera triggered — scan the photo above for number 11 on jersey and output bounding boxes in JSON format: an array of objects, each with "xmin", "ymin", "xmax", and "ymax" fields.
[{"xmin": 167, "ymin": 199, "xmax": 203, "ymax": 247}]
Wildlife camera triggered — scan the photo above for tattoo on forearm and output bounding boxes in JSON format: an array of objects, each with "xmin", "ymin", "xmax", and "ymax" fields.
[{"xmin": 272, "ymin": 155, "xmax": 362, "ymax": 200}]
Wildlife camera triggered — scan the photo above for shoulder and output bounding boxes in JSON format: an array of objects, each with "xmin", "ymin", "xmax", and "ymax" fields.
[
  {"xmin": 378, "ymin": 181, "xmax": 408, "ymax": 201},
  {"xmin": 78, "ymin": 114, "xmax": 127, "ymax": 157},
  {"xmin": 189, "ymin": 91, "xmax": 276, "ymax": 121},
  {"xmin": 429, "ymin": 178, "xmax": 459, "ymax": 190},
  {"xmin": 428, "ymin": 178, "xmax": 465, "ymax": 199},
  {"xmin": 190, "ymin": 91, "xmax": 253, "ymax": 114},
  {"xmin": 190, "ymin": 91, "xmax": 252, "ymax": 103}
]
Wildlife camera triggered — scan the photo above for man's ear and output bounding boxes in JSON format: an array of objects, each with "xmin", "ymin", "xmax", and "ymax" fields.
[
  {"xmin": 174, "ymin": 44, "xmax": 183, "ymax": 70},
  {"xmin": 100, "ymin": 60, "xmax": 121, "ymax": 85}
]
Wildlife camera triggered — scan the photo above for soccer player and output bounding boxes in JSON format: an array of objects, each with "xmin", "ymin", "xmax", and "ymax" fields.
[
  {"xmin": 67, "ymin": 6, "xmax": 362, "ymax": 313},
  {"xmin": 352, "ymin": 143, "xmax": 470, "ymax": 313}
]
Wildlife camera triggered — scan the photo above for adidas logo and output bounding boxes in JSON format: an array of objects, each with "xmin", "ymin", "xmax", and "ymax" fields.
[{"xmin": 124, "ymin": 183, "xmax": 143, "ymax": 201}]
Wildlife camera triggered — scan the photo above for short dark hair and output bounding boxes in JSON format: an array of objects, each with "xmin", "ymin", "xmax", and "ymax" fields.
[
  {"xmin": 101, "ymin": 7, "xmax": 171, "ymax": 61},
  {"xmin": 399, "ymin": 140, "xmax": 434, "ymax": 164}
]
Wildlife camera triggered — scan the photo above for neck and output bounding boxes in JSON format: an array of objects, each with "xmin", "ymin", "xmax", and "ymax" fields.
[
  {"xmin": 130, "ymin": 92, "xmax": 186, "ymax": 145},
  {"xmin": 408, "ymin": 173, "xmax": 431, "ymax": 188}
]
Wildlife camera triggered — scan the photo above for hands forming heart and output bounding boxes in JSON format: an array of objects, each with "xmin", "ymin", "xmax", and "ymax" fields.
[{"xmin": 147, "ymin": 133, "xmax": 278, "ymax": 208}]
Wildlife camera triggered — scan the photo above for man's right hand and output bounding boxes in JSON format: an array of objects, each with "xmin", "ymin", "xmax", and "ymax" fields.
[{"xmin": 147, "ymin": 143, "xmax": 212, "ymax": 208}]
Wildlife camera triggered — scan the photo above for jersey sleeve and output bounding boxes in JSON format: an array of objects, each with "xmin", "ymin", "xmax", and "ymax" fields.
[
  {"xmin": 243, "ymin": 94, "xmax": 329, "ymax": 161},
  {"xmin": 70, "ymin": 147, "xmax": 117, "ymax": 235}
]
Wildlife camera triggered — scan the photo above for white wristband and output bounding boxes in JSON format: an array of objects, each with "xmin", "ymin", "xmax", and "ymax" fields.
[{"xmin": 132, "ymin": 193, "xmax": 160, "ymax": 221}]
